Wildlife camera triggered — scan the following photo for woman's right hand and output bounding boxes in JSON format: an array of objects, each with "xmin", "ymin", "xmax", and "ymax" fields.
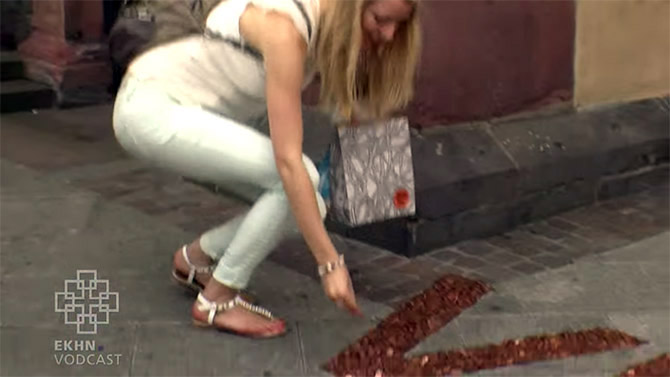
[
  {"xmin": 254, "ymin": 9, "xmax": 362, "ymax": 317},
  {"xmin": 321, "ymin": 265, "xmax": 362, "ymax": 316}
]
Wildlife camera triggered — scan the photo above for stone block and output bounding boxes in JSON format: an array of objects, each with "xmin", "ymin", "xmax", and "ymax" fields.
[
  {"xmin": 598, "ymin": 165, "xmax": 670, "ymax": 200},
  {"xmin": 412, "ymin": 124, "xmax": 518, "ymax": 219},
  {"xmin": 326, "ymin": 217, "xmax": 411, "ymax": 255},
  {"xmin": 490, "ymin": 98, "xmax": 669, "ymax": 196},
  {"xmin": 514, "ymin": 178, "xmax": 598, "ymax": 223},
  {"xmin": 0, "ymin": 79, "xmax": 55, "ymax": 113}
]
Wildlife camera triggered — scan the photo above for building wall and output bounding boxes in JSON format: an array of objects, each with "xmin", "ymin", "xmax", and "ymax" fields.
[
  {"xmin": 574, "ymin": 0, "xmax": 670, "ymax": 107},
  {"xmin": 301, "ymin": 1, "xmax": 576, "ymax": 128},
  {"xmin": 405, "ymin": 0, "xmax": 575, "ymax": 128},
  {"xmin": 301, "ymin": 1, "xmax": 669, "ymax": 127}
]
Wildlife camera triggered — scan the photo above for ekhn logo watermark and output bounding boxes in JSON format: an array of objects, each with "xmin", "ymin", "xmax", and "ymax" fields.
[
  {"xmin": 53, "ymin": 270, "xmax": 122, "ymax": 366},
  {"xmin": 55, "ymin": 269, "xmax": 119, "ymax": 335}
]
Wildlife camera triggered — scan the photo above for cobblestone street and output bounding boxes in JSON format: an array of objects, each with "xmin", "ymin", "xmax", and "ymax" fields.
[
  {"xmin": 2, "ymin": 105, "xmax": 668, "ymax": 309},
  {"xmin": 58, "ymin": 163, "xmax": 670, "ymax": 308},
  {"xmin": 1, "ymin": 105, "xmax": 668, "ymax": 376}
]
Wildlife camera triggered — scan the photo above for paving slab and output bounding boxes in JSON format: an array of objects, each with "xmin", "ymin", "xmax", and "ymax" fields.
[
  {"xmin": 460, "ymin": 293, "xmax": 529, "ymax": 316},
  {"xmin": 0, "ymin": 159, "xmax": 74, "ymax": 197},
  {"xmin": 0, "ymin": 105, "xmax": 124, "ymax": 170},
  {"xmin": 4, "ymin": 103, "xmax": 666, "ymax": 307},
  {"xmin": 1, "ymin": 164, "xmax": 182, "ymax": 249},
  {"xmin": 1, "ymin": 100, "xmax": 668, "ymax": 376},
  {"xmin": 1, "ymin": 273, "xmax": 190, "ymax": 328},
  {"xmin": 407, "ymin": 232, "xmax": 670, "ymax": 376},
  {"xmin": 1, "ymin": 193, "xmax": 102, "ymax": 241},
  {"xmin": 0, "ymin": 211, "xmax": 186, "ymax": 278},
  {"xmin": 0, "ymin": 325, "xmax": 135, "ymax": 377},
  {"xmin": 132, "ymin": 323, "xmax": 303, "ymax": 377},
  {"xmin": 298, "ymin": 319, "xmax": 382, "ymax": 376},
  {"xmin": 470, "ymin": 359, "xmax": 574, "ymax": 377},
  {"xmin": 409, "ymin": 312, "xmax": 611, "ymax": 356},
  {"xmin": 0, "ymin": 159, "xmax": 391, "ymax": 376},
  {"xmin": 244, "ymin": 261, "xmax": 393, "ymax": 323}
]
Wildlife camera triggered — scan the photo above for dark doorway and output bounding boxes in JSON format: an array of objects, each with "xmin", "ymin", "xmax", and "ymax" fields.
[{"xmin": 103, "ymin": 0, "xmax": 124, "ymax": 35}]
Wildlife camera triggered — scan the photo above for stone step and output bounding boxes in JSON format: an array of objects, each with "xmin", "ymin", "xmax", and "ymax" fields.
[
  {"xmin": 325, "ymin": 98, "xmax": 670, "ymax": 257},
  {"xmin": 0, "ymin": 50, "xmax": 24, "ymax": 81},
  {"xmin": 1, "ymin": 79, "xmax": 55, "ymax": 113}
]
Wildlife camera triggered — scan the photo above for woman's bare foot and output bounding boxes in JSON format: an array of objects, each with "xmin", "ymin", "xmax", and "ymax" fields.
[
  {"xmin": 192, "ymin": 279, "xmax": 286, "ymax": 338},
  {"xmin": 172, "ymin": 240, "xmax": 214, "ymax": 289}
]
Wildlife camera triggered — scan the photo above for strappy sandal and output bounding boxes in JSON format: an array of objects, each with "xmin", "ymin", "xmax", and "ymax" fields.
[
  {"xmin": 172, "ymin": 245, "xmax": 259, "ymax": 304},
  {"xmin": 192, "ymin": 293, "xmax": 287, "ymax": 338},
  {"xmin": 171, "ymin": 245, "xmax": 215, "ymax": 293}
]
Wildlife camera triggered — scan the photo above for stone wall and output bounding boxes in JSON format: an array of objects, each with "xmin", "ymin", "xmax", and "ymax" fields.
[{"xmin": 406, "ymin": 0, "xmax": 575, "ymax": 128}]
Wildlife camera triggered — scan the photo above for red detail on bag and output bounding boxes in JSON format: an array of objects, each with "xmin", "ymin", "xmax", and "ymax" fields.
[{"xmin": 393, "ymin": 189, "xmax": 410, "ymax": 209}]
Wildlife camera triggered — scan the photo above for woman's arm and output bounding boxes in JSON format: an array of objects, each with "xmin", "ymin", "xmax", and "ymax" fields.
[
  {"xmin": 240, "ymin": 8, "xmax": 360, "ymax": 315},
  {"xmin": 242, "ymin": 10, "xmax": 338, "ymax": 266}
]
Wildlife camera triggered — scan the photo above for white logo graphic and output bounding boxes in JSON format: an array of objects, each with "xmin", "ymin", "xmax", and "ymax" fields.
[{"xmin": 55, "ymin": 270, "xmax": 119, "ymax": 335}]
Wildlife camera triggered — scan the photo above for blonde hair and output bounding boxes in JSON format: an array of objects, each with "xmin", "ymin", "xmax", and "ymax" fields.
[{"xmin": 314, "ymin": 0, "xmax": 421, "ymax": 123}]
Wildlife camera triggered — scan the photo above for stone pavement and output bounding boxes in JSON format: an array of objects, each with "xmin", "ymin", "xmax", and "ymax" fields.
[
  {"xmin": 409, "ymin": 231, "xmax": 670, "ymax": 376},
  {"xmin": 1, "ymin": 105, "xmax": 668, "ymax": 308},
  {"xmin": 1, "ymin": 105, "xmax": 669, "ymax": 376},
  {"xmin": 1, "ymin": 159, "xmax": 669, "ymax": 376},
  {"xmin": 0, "ymin": 159, "xmax": 393, "ymax": 376}
]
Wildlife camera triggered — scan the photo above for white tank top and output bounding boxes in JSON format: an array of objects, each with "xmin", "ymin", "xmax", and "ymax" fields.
[{"xmin": 129, "ymin": 0, "xmax": 320, "ymax": 124}]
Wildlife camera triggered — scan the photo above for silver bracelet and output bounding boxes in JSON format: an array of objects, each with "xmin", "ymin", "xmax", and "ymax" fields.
[{"xmin": 318, "ymin": 254, "xmax": 345, "ymax": 277}]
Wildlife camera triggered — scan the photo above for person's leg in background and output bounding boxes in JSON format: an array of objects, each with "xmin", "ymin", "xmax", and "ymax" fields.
[
  {"xmin": 103, "ymin": 0, "xmax": 125, "ymax": 93},
  {"xmin": 113, "ymin": 75, "xmax": 326, "ymax": 336}
]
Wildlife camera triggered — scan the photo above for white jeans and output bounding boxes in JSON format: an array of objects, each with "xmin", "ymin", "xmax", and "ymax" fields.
[{"xmin": 113, "ymin": 74, "xmax": 327, "ymax": 289}]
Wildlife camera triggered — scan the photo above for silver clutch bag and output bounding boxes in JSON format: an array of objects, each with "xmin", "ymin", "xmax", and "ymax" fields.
[{"xmin": 328, "ymin": 117, "xmax": 416, "ymax": 226}]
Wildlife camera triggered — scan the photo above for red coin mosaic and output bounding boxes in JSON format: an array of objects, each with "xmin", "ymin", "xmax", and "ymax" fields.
[
  {"xmin": 619, "ymin": 353, "xmax": 670, "ymax": 377},
  {"xmin": 324, "ymin": 274, "xmax": 645, "ymax": 377}
]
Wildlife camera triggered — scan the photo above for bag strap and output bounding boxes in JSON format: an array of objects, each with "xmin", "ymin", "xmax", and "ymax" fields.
[
  {"xmin": 203, "ymin": 0, "xmax": 313, "ymax": 62},
  {"xmin": 204, "ymin": 28, "xmax": 263, "ymax": 60},
  {"xmin": 291, "ymin": 0, "xmax": 312, "ymax": 41}
]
